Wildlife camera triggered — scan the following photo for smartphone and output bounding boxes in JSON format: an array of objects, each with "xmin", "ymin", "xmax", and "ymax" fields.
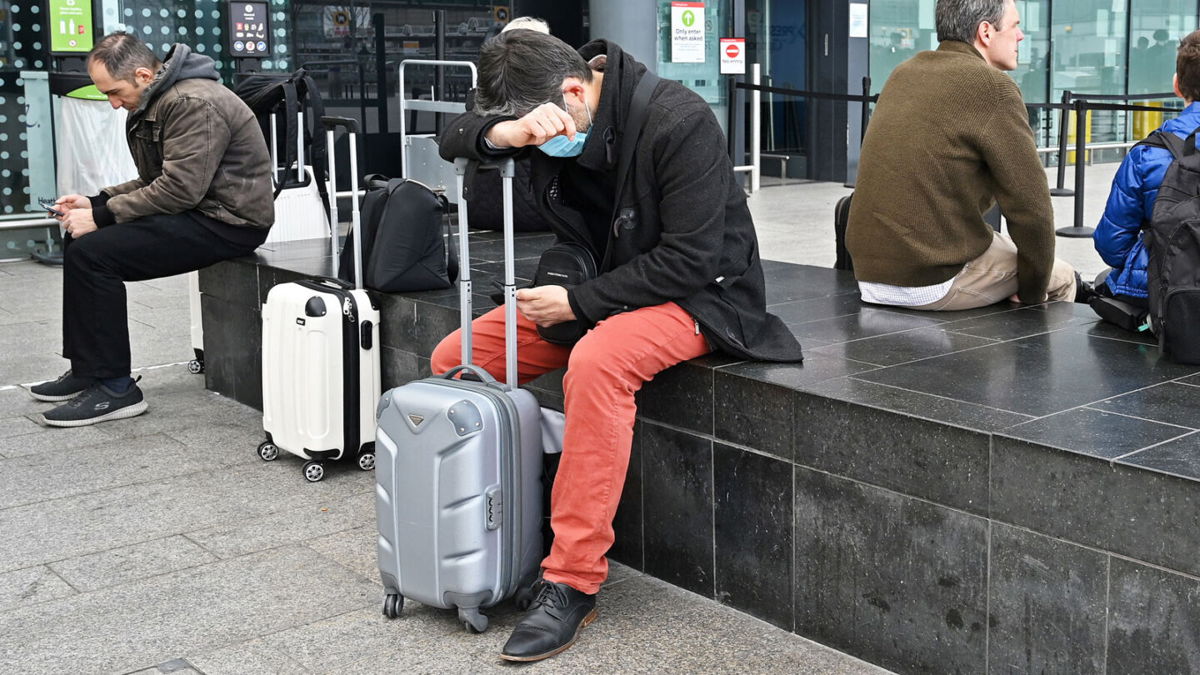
[{"xmin": 38, "ymin": 197, "xmax": 63, "ymax": 217}]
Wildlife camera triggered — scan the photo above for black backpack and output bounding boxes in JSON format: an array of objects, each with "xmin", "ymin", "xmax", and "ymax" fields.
[
  {"xmin": 338, "ymin": 176, "xmax": 459, "ymax": 293},
  {"xmin": 1135, "ymin": 127, "xmax": 1200, "ymax": 364},
  {"xmin": 233, "ymin": 69, "xmax": 327, "ymax": 199}
]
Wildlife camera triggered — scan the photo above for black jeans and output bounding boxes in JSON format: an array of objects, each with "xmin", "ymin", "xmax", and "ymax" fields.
[{"xmin": 62, "ymin": 212, "xmax": 267, "ymax": 379}]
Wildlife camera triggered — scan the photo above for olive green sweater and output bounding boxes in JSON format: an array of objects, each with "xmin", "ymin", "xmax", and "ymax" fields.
[{"xmin": 846, "ymin": 40, "xmax": 1055, "ymax": 304}]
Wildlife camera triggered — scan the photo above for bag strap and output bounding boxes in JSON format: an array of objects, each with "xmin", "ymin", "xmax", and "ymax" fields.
[{"xmin": 600, "ymin": 71, "xmax": 660, "ymax": 271}]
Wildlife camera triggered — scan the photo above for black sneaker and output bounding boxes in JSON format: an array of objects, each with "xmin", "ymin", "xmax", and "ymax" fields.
[
  {"xmin": 39, "ymin": 381, "xmax": 148, "ymax": 428},
  {"xmin": 27, "ymin": 370, "xmax": 97, "ymax": 402},
  {"xmin": 500, "ymin": 580, "xmax": 597, "ymax": 662}
]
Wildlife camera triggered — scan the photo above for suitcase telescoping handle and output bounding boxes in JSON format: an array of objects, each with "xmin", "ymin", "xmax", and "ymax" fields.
[
  {"xmin": 453, "ymin": 157, "xmax": 518, "ymax": 389},
  {"xmin": 321, "ymin": 115, "xmax": 365, "ymax": 290}
]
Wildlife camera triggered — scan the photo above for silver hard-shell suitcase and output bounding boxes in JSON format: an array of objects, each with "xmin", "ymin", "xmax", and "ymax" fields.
[
  {"xmin": 375, "ymin": 158, "xmax": 543, "ymax": 633},
  {"xmin": 256, "ymin": 116, "xmax": 382, "ymax": 482}
]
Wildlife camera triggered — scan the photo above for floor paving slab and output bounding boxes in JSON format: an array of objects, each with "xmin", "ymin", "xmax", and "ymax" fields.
[
  {"xmin": 0, "ymin": 420, "xmax": 116, "ymax": 458},
  {"xmin": 0, "ymin": 565, "xmax": 75, "ymax": 613},
  {"xmin": 186, "ymin": 640, "xmax": 309, "ymax": 674},
  {"xmin": 0, "ymin": 546, "xmax": 377, "ymax": 675},
  {"xmin": 0, "ymin": 460, "xmax": 364, "ymax": 574},
  {"xmin": 188, "ymin": 491, "xmax": 375, "ymax": 560},
  {"xmin": 48, "ymin": 535, "xmax": 219, "ymax": 594},
  {"xmin": 0, "ymin": 433, "xmax": 221, "ymax": 511}
]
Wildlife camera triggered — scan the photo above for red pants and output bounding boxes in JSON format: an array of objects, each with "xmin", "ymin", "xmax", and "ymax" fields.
[{"xmin": 431, "ymin": 301, "xmax": 711, "ymax": 594}]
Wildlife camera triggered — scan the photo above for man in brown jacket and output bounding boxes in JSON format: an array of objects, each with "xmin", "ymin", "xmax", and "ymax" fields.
[
  {"xmin": 847, "ymin": 0, "xmax": 1082, "ymax": 311},
  {"xmin": 28, "ymin": 32, "xmax": 274, "ymax": 427}
]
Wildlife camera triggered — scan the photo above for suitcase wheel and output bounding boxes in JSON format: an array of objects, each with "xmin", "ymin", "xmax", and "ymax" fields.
[
  {"xmin": 187, "ymin": 359, "xmax": 204, "ymax": 375},
  {"xmin": 257, "ymin": 441, "xmax": 279, "ymax": 462},
  {"xmin": 357, "ymin": 451, "xmax": 375, "ymax": 472},
  {"xmin": 302, "ymin": 460, "xmax": 325, "ymax": 482},
  {"xmin": 382, "ymin": 592, "xmax": 404, "ymax": 619},
  {"xmin": 458, "ymin": 607, "xmax": 488, "ymax": 633}
]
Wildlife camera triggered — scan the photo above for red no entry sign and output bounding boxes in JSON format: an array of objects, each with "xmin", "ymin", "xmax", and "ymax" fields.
[
  {"xmin": 719, "ymin": 37, "xmax": 746, "ymax": 74},
  {"xmin": 725, "ymin": 43, "xmax": 740, "ymax": 58}
]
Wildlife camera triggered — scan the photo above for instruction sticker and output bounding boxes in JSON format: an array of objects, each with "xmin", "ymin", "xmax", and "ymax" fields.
[{"xmin": 671, "ymin": 2, "xmax": 706, "ymax": 63}]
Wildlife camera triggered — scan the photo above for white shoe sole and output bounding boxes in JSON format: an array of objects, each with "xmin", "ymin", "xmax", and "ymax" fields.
[
  {"xmin": 40, "ymin": 400, "xmax": 149, "ymax": 428},
  {"xmin": 27, "ymin": 388, "xmax": 88, "ymax": 402}
]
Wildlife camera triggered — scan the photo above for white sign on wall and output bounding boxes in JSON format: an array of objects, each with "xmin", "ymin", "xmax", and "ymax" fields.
[
  {"xmin": 719, "ymin": 37, "xmax": 746, "ymax": 74},
  {"xmin": 671, "ymin": 1, "xmax": 706, "ymax": 63},
  {"xmin": 849, "ymin": 3, "xmax": 868, "ymax": 39}
]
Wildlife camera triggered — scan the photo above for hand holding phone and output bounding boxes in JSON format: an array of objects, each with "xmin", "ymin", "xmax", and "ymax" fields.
[{"xmin": 38, "ymin": 198, "xmax": 64, "ymax": 217}]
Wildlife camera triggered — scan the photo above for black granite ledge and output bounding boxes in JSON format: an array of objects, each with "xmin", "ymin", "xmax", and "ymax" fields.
[{"xmin": 199, "ymin": 237, "xmax": 1200, "ymax": 674}]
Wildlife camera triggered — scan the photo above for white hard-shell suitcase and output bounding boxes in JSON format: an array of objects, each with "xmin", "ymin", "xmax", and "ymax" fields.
[
  {"xmin": 256, "ymin": 116, "xmax": 381, "ymax": 482},
  {"xmin": 375, "ymin": 157, "xmax": 544, "ymax": 633},
  {"xmin": 188, "ymin": 111, "xmax": 329, "ymax": 378}
]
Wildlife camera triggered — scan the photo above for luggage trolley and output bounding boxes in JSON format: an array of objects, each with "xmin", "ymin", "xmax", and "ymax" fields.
[{"xmin": 396, "ymin": 59, "xmax": 477, "ymax": 202}]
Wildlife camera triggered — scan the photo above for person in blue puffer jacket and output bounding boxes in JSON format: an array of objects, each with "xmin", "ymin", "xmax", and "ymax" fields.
[{"xmin": 1095, "ymin": 30, "xmax": 1200, "ymax": 307}]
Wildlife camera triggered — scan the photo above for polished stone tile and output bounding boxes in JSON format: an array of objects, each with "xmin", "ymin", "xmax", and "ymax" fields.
[
  {"xmin": 793, "ymin": 468, "xmax": 987, "ymax": 674},
  {"xmin": 809, "ymin": 326, "xmax": 997, "ymax": 367},
  {"xmin": 1118, "ymin": 431, "xmax": 1200, "ymax": 481},
  {"xmin": 637, "ymin": 358, "xmax": 717, "ymax": 436},
  {"xmin": 380, "ymin": 346, "xmax": 428, "ymax": 391},
  {"xmin": 786, "ymin": 305, "xmax": 945, "ymax": 345},
  {"xmin": 376, "ymin": 294, "xmax": 462, "ymax": 358},
  {"xmin": 641, "ymin": 423, "xmax": 714, "ymax": 598},
  {"xmin": 1090, "ymin": 382, "xmax": 1200, "ymax": 430},
  {"xmin": 803, "ymin": 378, "xmax": 1034, "ymax": 433},
  {"xmin": 200, "ymin": 296, "xmax": 263, "ymax": 410},
  {"xmin": 718, "ymin": 352, "xmax": 879, "ymax": 390},
  {"xmin": 761, "ymin": 260, "xmax": 860, "ymax": 304},
  {"xmin": 988, "ymin": 523, "xmax": 1107, "ymax": 674},
  {"xmin": 766, "ymin": 293, "xmax": 881, "ymax": 326},
  {"xmin": 713, "ymin": 368, "xmax": 795, "ymax": 461},
  {"xmin": 1108, "ymin": 558, "xmax": 1200, "ymax": 673},
  {"xmin": 608, "ymin": 424, "xmax": 644, "ymax": 572},
  {"xmin": 1000, "ymin": 407, "xmax": 1192, "ymax": 458},
  {"xmin": 991, "ymin": 436, "xmax": 1200, "ymax": 578},
  {"xmin": 49, "ymin": 535, "xmax": 218, "ymax": 593},
  {"xmin": 1066, "ymin": 319, "xmax": 1159, "ymax": 346},
  {"xmin": 794, "ymin": 392, "xmax": 990, "ymax": 514},
  {"xmin": 714, "ymin": 444, "xmax": 793, "ymax": 630},
  {"xmin": 856, "ymin": 331, "xmax": 1200, "ymax": 417},
  {"xmin": 463, "ymin": 234, "xmax": 553, "ymax": 265},
  {"xmin": 938, "ymin": 302, "xmax": 1095, "ymax": 341},
  {"xmin": 305, "ymin": 524, "xmax": 379, "ymax": 585},
  {"xmin": 198, "ymin": 261, "xmax": 259, "ymax": 306}
]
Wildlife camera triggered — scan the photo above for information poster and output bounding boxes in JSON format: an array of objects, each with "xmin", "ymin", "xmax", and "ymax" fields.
[
  {"xmin": 671, "ymin": 1, "xmax": 705, "ymax": 63},
  {"xmin": 48, "ymin": 0, "xmax": 93, "ymax": 54},
  {"xmin": 228, "ymin": 1, "xmax": 269, "ymax": 58}
]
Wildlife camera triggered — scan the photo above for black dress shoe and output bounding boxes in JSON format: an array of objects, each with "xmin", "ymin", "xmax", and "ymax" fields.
[
  {"xmin": 499, "ymin": 580, "xmax": 597, "ymax": 662},
  {"xmin": 1074, "ymin": 271, "xmax": 1098, "ymax": 304}
]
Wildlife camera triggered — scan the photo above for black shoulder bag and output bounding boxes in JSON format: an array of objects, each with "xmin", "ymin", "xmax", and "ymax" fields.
[{"xmin": 534, "ymin": 72, "xmax": 661, "ymax": 345}]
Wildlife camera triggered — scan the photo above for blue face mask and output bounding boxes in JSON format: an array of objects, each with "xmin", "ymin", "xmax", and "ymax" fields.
[{"xmin": 537, "ymin": 95, "xmax": 592, "ymax": 157}]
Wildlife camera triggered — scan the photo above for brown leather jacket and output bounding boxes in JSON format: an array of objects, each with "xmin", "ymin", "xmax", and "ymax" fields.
[{"xmin": 100, "ymin": 44, "xmax": 274, "ymax": 230}]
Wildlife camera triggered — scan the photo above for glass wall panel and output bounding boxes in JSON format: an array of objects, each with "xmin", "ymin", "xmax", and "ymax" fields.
[
  {"xmin": 1013, "ymin": 1, "xmax": 1051, "ymax": 143},
  {"xmin": 1128, "ymin": 0, "xmax": 1195, "ymax": 96},
  {"xmin": 1050, "ymin": 0, "xmax": 1128, "ymax": 160},
  {"xmin": 868, "ymin": 0, "xmax": 932, "ymax": 92}
]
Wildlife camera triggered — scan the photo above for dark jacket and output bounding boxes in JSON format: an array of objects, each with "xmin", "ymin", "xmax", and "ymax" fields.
[
  {"xmin": 97, "ymin": 44, "xmax": 274, "ymax": 230},
  {"xmin": 439, "ymin": 40, "xmax": 801, "ymax": 362},
  {"xmin": 1094, "ymin": 102, "xmax": 1200, "ymax": 299}
]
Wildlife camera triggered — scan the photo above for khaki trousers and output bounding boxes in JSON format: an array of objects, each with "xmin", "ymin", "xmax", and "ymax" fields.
[{"xmin": 909, "ymin": 232, "xmax": 1077, "ymax": 311}]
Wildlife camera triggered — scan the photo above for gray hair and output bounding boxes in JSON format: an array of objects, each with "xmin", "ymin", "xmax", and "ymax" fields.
[
  {"xmin": 502, "ymin": 17, "xmax": 550, "ymax": 34},
  {"xmin": 475, "ymin": 30, "xmax": 591, "ymax": 118},
  {"xmin": 935, "ymin": 0, "xmax": 1008, "ymax": 44},
  {"xmin": 87, "ymin": 31, "xmax": 161, "ymax": 82}
]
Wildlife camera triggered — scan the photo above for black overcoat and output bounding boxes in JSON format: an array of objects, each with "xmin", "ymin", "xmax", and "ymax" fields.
[{"xmin": 439, "ymin": 40, "xmax": 802, "ymax": 363}]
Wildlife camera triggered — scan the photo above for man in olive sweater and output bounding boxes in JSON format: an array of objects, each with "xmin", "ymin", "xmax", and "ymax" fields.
[{"xmin": 847, "ymin": 0, "xmax": 1079, "ymax": 310}]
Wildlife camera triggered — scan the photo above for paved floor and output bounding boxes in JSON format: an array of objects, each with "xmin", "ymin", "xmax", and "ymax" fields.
[{"xmin": 0, "ymin": 161, "xmax": 1120, "ymax": 674}]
